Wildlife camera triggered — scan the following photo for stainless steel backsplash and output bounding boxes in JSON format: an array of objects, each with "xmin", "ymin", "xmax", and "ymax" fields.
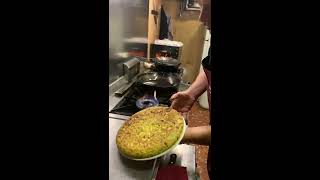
[{"xmin": 109, "ymin": 0, "xmax": 148, "ymax": 84}]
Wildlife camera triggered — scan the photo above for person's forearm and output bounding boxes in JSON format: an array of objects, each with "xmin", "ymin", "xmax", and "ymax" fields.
[
  {"xmin": 182, "ymin": 126, "xmax": 211, "ymax": 146},
  {"xmin": 186, "ymin": 69, "xmax": 208, "ymax": 98}
]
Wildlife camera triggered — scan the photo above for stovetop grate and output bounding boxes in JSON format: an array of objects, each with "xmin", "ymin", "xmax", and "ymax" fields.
[{"xmin": 110, "ymin": 84, "xmax": 177, "ymax": 116}]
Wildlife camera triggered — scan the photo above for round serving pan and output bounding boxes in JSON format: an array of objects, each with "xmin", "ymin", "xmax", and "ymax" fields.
[{"xmin": 117, "ymin": 116, "xmax": 187, "ymax": 161}]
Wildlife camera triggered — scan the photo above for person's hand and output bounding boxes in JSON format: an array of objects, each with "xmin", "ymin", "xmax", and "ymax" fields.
[{"xmin": 170, "ymin": 91, "xmax": 196, "ymax": 113}]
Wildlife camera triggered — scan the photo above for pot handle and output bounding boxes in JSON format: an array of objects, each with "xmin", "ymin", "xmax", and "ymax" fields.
[
  {"xmin": 168, "ymin": 154, "xmax": 177, "ymax": 165},
  {"xmin": 134, "ymin": 56, "xmax": 157, "ymax": 62}
]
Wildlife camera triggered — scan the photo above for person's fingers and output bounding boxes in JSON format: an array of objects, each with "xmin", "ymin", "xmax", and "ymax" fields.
[
  {"xmin": 171, "ymin": 99, "xmax": 185, "ymax": 112},
  {"xmin": 170, "ymin": 101, "xmax": 176, "ymax": 109},
  {"xmin": 169, "ymin": 92, "xmax": 192, "ymax": 112},
  {"xmin": 170, "ymin": 99, "xmax": 179, "ymax": 109},
  {"xmin": 180, "ymin": 107, "xmax": 190, "ymax": 113},
  {"xmin": 171, "ymin": 101, "xmax": 190, "ymax": 113},
  {"xmin": 170, "ymin": 92, "xmax": 182, "ymax": 101}
]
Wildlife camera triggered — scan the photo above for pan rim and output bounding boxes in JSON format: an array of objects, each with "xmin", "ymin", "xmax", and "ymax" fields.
[{"xmin": 117, "ymin": 116, "xmax": 187, "ymax": 161}]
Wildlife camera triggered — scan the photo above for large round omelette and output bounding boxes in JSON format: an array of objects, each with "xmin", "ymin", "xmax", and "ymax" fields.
[{"xmin": 116, "ymin": 106, "xmax": 185, "ymax": 159}]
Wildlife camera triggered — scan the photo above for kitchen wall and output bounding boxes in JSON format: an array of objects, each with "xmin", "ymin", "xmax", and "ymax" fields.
[
  {"xmin": 108, "ymin": 0, "xmax": 206, "ymax": 83},
  {"xmin": 109, "ymin": 0, "xmax": 149, "ymax": 84},
  {"xmin": 162, "ymin": 0, "xmax": 207, "ymax": 83}
]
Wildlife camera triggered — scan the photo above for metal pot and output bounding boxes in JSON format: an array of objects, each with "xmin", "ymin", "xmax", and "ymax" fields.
[
  {"xmin": 151, "ymin": 57, "xmax": 181, "ymax": 72},
  {"xmin": 136, "ymin": 72, "xmax": 181, "ymax": 89},
  {"xmin": 135, "ymin": 56, "xmax": 181, "ymax": 71}
]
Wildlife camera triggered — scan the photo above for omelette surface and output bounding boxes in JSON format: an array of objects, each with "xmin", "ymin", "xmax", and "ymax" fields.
[{"xmin": 116, "ymin": 106, "xmax": 184, "ymax": 159}]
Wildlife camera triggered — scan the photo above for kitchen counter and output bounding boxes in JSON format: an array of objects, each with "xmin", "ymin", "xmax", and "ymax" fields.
[{"xmin": 109, "ymin": 118, "xmax": 157, "ymax": 180}]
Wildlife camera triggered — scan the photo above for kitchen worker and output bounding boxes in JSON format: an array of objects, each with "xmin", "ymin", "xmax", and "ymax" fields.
[{"xmin": 170, "ymin": 0, "xmax": 214, "ymax": 179}]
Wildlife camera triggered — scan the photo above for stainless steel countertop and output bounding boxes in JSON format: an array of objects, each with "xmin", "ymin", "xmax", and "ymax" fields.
[{"xmin": 109, "ymin": 118, "xmax": 158, "ymax": 180}]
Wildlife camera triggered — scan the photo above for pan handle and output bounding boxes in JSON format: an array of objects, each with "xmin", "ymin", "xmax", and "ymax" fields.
[
  {"xmin": 168, "ymin": 154, "xmax": 177, "ymax": 165},
  {"xmin": 133, "ymin": 56, "xmax": 157, "ymax": 62}
]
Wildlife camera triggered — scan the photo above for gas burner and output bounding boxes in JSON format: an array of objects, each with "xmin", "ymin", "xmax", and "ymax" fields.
[
  {"xmin": 136, "ymin": 96, "xmax": 159, "ymax": 109},
  {"xmin": 110, "ymin": 83, "xmax": 177, "ymax": 116}
]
